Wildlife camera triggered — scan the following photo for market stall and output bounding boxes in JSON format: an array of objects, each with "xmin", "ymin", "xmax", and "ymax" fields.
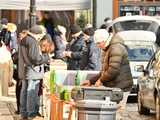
[
  {"xmin": 43, "ymin": 70, "xmax": 122, "ymax": 120},
  {"xmin": 43, "ymin": 70, "xmax": 100, "ymax": 120}
]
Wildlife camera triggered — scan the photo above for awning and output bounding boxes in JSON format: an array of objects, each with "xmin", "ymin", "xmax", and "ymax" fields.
[{"xmin": 0, "ymin": 0, "xmax": 91, "ymax": 11}]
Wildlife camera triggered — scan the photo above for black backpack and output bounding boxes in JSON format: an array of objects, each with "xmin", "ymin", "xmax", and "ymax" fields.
[
  {"xmin": 11, "ymin": 51, "xmax": 19, "ymax": 80},
  {"xmin": 0, "ymin": 28, "xmax": 11, "ymax": 47}
]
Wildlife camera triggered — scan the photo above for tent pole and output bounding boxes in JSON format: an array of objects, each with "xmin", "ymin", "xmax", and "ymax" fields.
[{"xmin": 29, "ymin": 0, "xmax": 36, "ymax": 28}]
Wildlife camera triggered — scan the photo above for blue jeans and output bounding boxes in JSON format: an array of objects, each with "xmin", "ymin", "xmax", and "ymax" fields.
[{"xmin": 20, "ymin": 79, "xmax": 40, "ymax": 118}]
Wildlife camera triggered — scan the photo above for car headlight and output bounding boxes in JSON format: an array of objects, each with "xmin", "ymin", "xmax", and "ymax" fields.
[{"xmin": 134, "ymin": 65, "xmax": 144, "ymax": 72}]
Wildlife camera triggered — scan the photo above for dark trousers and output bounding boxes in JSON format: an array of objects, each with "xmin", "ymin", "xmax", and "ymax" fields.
[{"xmin": 15, "ymin": 79, "xmax": 22, "ymax": 112}]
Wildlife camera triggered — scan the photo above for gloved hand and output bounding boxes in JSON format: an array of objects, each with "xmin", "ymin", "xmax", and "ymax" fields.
[{"xmin": 81, "ymin": 80, "xmax": 91, "ymax": 86}]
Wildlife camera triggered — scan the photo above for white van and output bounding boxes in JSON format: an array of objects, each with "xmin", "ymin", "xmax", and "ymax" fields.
[
  {"xmin": 109, "ymin": 15, "xmax": 159, "ymax": 98},
  {"xmin": 115, "ymin": 31, "xmax": 157, "ymax": 96}
]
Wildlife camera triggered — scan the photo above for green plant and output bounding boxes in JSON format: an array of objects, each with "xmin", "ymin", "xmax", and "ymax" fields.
[{"xmin": 76, "ymin": 13, "xmax": 87, "ymax": 29}]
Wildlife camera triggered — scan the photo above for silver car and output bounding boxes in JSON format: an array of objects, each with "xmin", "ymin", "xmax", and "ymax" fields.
[{"xmin": 138, "ymin": 51, "xmax": 160, "ymax": 120}]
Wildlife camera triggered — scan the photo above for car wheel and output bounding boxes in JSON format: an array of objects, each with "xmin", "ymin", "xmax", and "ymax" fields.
[
  {"xmin": 138, "ymin": 91, "xmax": 150, "ymax": 115},
  {"xmin": 155, "ymin": 95, "xmax": 160, "ymax": 120}
]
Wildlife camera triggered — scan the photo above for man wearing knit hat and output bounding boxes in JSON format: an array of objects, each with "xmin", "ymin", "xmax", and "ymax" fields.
[
  {"xmin": 63, "ymin": 24, "xmax": 85, "ymax": 70},
  {"xmin": 1, "ymin": 18, "xmax": 8, "ymax": 25},
  {"xmin": 18, "ymin": 25, "xmax": 51, "ymax": 120},
  {"xmin": 82, "ymin": 29, "xmax": 133, "ymax": 119}
]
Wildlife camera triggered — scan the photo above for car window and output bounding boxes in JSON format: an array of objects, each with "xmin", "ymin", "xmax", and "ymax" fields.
[
  {"xmin": 146, "ymin": 52, "xmax": 156, "ymax": 70},
  {"xmin": 126, "ymin": 45, "xmax": 154, "ymax": 61},
  {"xmin": 113, "ymin": 20, "xmax": 158, "ymax": 33}
]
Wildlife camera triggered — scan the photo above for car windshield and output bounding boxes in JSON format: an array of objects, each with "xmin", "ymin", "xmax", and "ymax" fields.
[
  {"xmin": 126, "ymin": 45, "xmax": 154, "ymax": 61},
  {"xmin": 113, "ymin": 20, "xmax": 156, "ymax": 33}
]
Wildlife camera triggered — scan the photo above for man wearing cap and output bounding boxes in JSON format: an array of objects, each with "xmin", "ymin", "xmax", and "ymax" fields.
[
  {"xmin": 63, "ymin": 24, "xmax": 85, "ymax": 70},
  {"xmin": 18, "ymin": 25, "xmax": 52, "ymax": 120},
  {"xmin": 80, "ymin": 26, "xmax": 101, "ymax": 70},
  {"xmin": 82, "ymin": 29, "xmax": 133, "ymax": 119}
]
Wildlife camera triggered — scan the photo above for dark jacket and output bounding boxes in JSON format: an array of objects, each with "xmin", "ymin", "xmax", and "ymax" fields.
[
  {"xmin": 80, "ymin": 36, "xmax": 101, "ymax": 70},
  {"xmin": 0, "ymin": 28, "xmax": 11, "ymax": 48},
  {"xmin": 67, "ymin": 34, "xmax": 85, "ymax": 70},
  {"xmin": 18, "ymin": 35, "xmax": 49, "ymax": 80},
  {"xmin": 90, "ymin": 35, "xmax": 133, "ymax": 91},
  {"xmin": 54, "ymin": 35, "xmax": 66, "ymax": 59},
  {"xmin": 0, "ymin": 28, "xmax": 17, "ymax": 51}
]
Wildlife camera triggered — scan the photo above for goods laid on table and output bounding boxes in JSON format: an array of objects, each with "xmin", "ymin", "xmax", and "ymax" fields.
[{"xmin": 50, "ymin": 59, "xmax": 67, "ymax": 70}]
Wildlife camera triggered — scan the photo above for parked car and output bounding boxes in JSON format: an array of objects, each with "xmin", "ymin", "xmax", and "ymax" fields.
[
  {"xmin": 137, "ymin": 50, "xmax": 160, "ymax": 120},
  {"xmin": 109, "ymin": 15, "xmax": 160, "ymax": 97}
]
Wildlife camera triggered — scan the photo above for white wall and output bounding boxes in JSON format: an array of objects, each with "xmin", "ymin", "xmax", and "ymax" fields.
[
  {"xmin": 96, "ymin": 0, "xmax": 113, "ymax": 28},
  {"xmin": 0, "ymin": 0, "xmax": 91, "ymax": 10}
]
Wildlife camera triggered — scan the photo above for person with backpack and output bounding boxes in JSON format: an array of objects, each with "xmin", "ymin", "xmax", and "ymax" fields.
[
  {"xmin": 18, "ymin": 25, "xmax": 53, "ymax": 120},
  {"xmin": 12, "ymin": 30, "xmax": 28, "ymax": 114},
  {"xmin": 0, "ymin": 18, "xmax": 17, "ymax": 53}
]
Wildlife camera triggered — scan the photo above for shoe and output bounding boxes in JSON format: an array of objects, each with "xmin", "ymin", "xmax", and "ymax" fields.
[
  {"xmin": 15, "ymin": 110, "xmax": 20, "ymax": 114},
  {"xmin": 19, "ymin": 117, "xmax": 28, "ymax": 120},
  {"xmin": 36, "ymin": 112, "xmax": 41, "ymax": 117},
  {"xmin": 29, "ymin": 116, "xmax": 43, "ymax": 120}
]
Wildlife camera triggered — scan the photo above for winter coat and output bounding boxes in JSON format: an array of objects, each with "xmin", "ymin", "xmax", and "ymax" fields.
[
  {"xmin": 18, "ymin": 35, "xmax": 49, "ymax": 80},
  {"xmin": 0, "ymin": 45, "xmax": 13, "ymax": 96},
  {"xmin": 0, "ymin": 28, "xmax": 17, "ymax": 52},
  {"xmin": 54, "ymin": 35, "xmax": 66, "ymax": 59},
  {"xmin": 67, "ymin": 34, "xmax": 85, "ymax": 70},
  {"xmin": 80, "ymin": 36, "xmax": 101, "ymax": 70},
  {"xmin": 10, "ymin": 32, "xmax": 17, "ymax": 51},
  {"xmin": 90, "ymin": 35, "xmax": 133, "ymax": 92}
]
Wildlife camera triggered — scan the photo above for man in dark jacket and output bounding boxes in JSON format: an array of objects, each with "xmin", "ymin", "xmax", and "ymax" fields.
[
  {"xmin": 18, "ymin": 25, "xmax": 52, "ymax": 120},
  {"xmin": 82, "ymin": 29, "xmax": 133, "ymax": 119},
  {"xmin": 63, "ymin": 24, "xmax": 85, "ymax": 70},
  {"xmin": 52, "ymin": 25, "xmax": 67, "ymax": 59},
  {"xmin": 80, "ymin": 26, "xmax": 101, "ymax": 70}
]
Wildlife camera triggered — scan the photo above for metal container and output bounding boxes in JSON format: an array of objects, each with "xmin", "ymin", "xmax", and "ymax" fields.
[
  {"xmin": 76, "ymin": 99, "xmax": 117, "ymax": 120},
  {"xmin": 71, "ymin": 86, "xmax": 123, "ymax": 103}
]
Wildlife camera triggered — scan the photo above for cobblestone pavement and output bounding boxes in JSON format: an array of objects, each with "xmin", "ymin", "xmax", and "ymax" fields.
[
  {"xmin": 123, "ymin": 103, "xmax": 155, "ymax": 120},
  {"xmin": 0, "ymin": 85, "xmax": 156, "ymax": 120},
  {"xmin": 0, "ymin": 85, "xmax": 20, "ymax": 120}
]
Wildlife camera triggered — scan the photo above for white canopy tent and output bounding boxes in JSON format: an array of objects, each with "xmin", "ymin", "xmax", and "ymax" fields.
[{"xmin": 0, "ymin": 0, "xmax": 91, "ymax": 11}]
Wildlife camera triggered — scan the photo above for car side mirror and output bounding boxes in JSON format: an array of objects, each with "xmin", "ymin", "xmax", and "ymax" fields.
[
  {"xmin": 143, "ymin": 69, "xmax": 149, "ymax": 76},
  {"xmin": 134, "ymin": 65, "xmax": 144, "ymax": 72}
]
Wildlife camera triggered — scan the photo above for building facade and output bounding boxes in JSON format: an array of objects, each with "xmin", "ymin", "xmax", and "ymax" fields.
[{"xmin": 114, "ymin": 0, "xmax": 160, "ymax": 18}]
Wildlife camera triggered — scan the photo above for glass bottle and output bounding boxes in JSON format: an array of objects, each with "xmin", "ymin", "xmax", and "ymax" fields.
[
  {"xmin": 50, "ymin": 70, "xmax": 56, "ymax": 94},
  {"xmin": 75, "ymin": 70, "xmax": 81, "ymax": 86}
]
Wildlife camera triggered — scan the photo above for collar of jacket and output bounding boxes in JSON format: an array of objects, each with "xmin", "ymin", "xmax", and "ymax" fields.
[
  {"xmin": 86, "ymin": 36, "xmax": 93, "ymax": 44},
  {"xmin": 27, "ymin": 31, "xmax": 44, "ymax": 42}
]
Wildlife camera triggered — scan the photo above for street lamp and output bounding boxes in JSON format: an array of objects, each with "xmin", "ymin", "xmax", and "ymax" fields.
[{"xmin": 29, "ymin": 0, "xmax": 36, "ymax": 28}]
